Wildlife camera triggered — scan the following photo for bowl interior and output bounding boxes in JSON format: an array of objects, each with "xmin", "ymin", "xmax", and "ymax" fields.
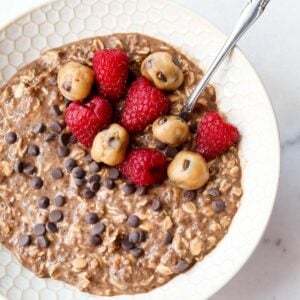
[{"xmin": 0, "ymin": 0, "xmax": 280, "ymax": 299}]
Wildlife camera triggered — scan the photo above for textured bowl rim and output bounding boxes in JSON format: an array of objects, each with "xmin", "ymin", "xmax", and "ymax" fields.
[{"xmin": 0, "ymin": 0, "xmax": 281, "ymax": 299}]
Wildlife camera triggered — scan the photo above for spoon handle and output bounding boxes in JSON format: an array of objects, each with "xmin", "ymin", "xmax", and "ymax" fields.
[{"xmin": 183, "ymin": 0, "xmax": 271, "ymax": 113}]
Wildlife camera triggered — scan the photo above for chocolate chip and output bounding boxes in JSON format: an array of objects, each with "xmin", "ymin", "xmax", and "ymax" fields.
[
  {"xmin": 83, "ymin": 154, "xmax": 93, "ymax": 163},
  {"xmin": 88, "ymin": 234, "xmax": 102, "ymax": 246},
  {"xmin": 166, "ymin": 146, "xmax": 178, "ymax": 158},
  {"xmin": 158, "ymin": 71, "xmax": 169, "ymax": 84},
  {"xmin": 197, "ymin": 187, "xmax": 205, "ymax": 195},
  {"xmin": 74, "ymin": 178, "xmax": 86, "ymax": 187},
  {"xmin": 122, "ymin": 183, "xmax": 135, "ymax": 195},
  {"xmin": 50, "ymin": 121, "xmax": 62, "ymax": 133},
  {"xmin": 128, "ymin": 231, "xmax": 146, "ymax": 244},
  {"xmin": 130, "ymin": 247, "xmax": 144, "ymax": 258},
  {"xmin": 108, "ymin": 136, "xmax": 117, "ymax": 146},
  {"xmin": 33, "ymin": 224, "xmax": 46, "ymax": 236},
  {"xmin": 90, "ymin": 161, "xmax": 101, "ymax": 172},
  {"xmin": 69, "ymin": 134, "xmax": 77, "ymax": 144},
  {"xmin": 51, "ymin": 104, "xmax": 62, "ymax": 116},
  {"xmin": 57, "ymin": 146, "xmax": 70, "ymax": 157},
  {"xmin": 27, "ymin": 144, "xmax": 40, "ymax": 156},
  {"xmin": 54, "ymin": 195, "xmax": 65, "ymax": 207},
  {"xmin": 46, "ymin": 222, "xmax": 58, "ymax": 233},
  {"xmin": 175, "ymin": 260, "xmax": 189, "ymax": 273},
  {"xmin": 31, "ymin": 177, "xmax": 43, "ymax": 189},
  {"xmin": 183, "ymin": 159, "xmax": 190, "ymax": 170},
  {"xmin": 151, "ymin": 199, "xmax": 162, "ymax": 211},
  {"xmin": 85, "ymin": 213, "xmax": 99, "ymax": 224},
  {"xmin": 58, "ymin": 133, "xmax": 70, "ymax": 147},
  {"xmin": 5, "ymin": 132, "xmax": 17, "ymax": 144},
  {"xmin": 158, "ymin": 117, "xmax": 167, "ymax": 125},
  {"xmin": 155, "ymin": 140, "xmax": 167, "ymax": 150},
  {"xmin": 93, "ymin": 222, "xmax": 106, "ymax": 235},
  {"xmin": 108, "ymin": 167, "xmax": 119, "ymax": 179},
  {"xmin": 121, "ymin": 239, "xmax": 134, "ymax": 251},
  {"xmin": 135, "ymin": 186, "xmax": 147, "ymax": 196},
  {"xmin": 64, "ymin": 158, "xmax": 76, "ymax": 171},
  {"xmin": 44, "ymin": 133, "xmax": 55, "ymax": 142},
  {"xmin": 18, "ymin": 235, "xmax": 31, "ymax": 247},
  {"xmin": 51, "ymin": 168, "xmax": 64, "ymax": 180},
  {"xmin": 37, "ymin": 196, "xmax": 50, "ymax": 209},
  {"xmin": 128, "ymin": 231, "xmax": 139, "ymax": 243},
  {"xmin": 82, "ymin": 187, "xmax": 95, "ymax": 199},
  {"xmin": 49, "ymin": 75, "xmax": 57, "ymax": 85},
  {"xmin": 33, "ymin": 122, "xmax": 45, "ymax": 134},
  {"xmin": 63, "ymin": 81, "xmax": 72, "ymax": 92},
  {"xmin": 49, "ymin": 210, "xmax": 63, "ymax": 223},
  {"xmin": 24, "ymin": 164, "xmax": 36, "ymax": 175},
  {"xmin": 138, "ymin": 230, "xmax": 146, "ymax": 242},
  {"xmin": 60, "ymin": 120, "xmax": 66, "ymax": 129},
  {"xmin": 182, "ymin": 190, "xmax": 196, "ymax": 201},
  {"xmin": 72, "ymin": 166, "xmax": 86, "ymax": 179},
  {"xmin": 14, "ymin": 159, "xmax": 24, "ymax": 173},
  {"xmin": 212, "ymin": 200, "xmax": 226, "ymax": 213},
  {"xmin": 208, "ymin": 188, "xmax": 220, "ymax": 197},
  {"xmin": 127, "ymin": 215, "xmax": 139, "ymax": 228},
  {"xmin": 164, "ymin": 232, "xmax": 173, "ymax": 245},
  {"xmin": 146, "ymin": 59, "xmax": 153, "ymax": 69},
  {"xmin": 90, "ymin": 181, "xmax": 100, "ymax": 193},
  {"xmin": 37, "ymin": 235, "xmax": 50, "ymax": 248},
  {"xmin": 180, "ymin": 111, "xmax": 192, "ymax": 122},
  {"xmin": 172, "ymin": 56, "xmax": 181, "ymax": 66},
  {"xmin": 88, "ymin": 174, "xmax": 100, "ymax": 183},
  {"xmin": 157, "ymin": 71, "xmax": 167, "ymax": 82},
  {"xmin": 103, "ymin": 178, "xmax": 115, "ymax": 190}
]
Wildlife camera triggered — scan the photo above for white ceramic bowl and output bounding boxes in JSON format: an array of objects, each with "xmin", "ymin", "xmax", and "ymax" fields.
[{"xmin": 0, "ymin": 0, "xmax": 280, "ymax": 299}]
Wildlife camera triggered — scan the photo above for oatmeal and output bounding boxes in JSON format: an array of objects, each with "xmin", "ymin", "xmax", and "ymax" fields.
[{"xmin": 0, "ymin": 33, "xmax": 242, "ymax": 296}]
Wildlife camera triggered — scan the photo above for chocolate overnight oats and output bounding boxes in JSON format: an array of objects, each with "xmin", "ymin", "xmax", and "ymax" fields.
[{"xmin": 0, "ymin": 33, "xmax": 242, "ymax": 296}]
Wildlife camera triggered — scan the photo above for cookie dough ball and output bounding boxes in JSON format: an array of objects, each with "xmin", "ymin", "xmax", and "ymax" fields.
[
  {"xmin": 152, "ymin": 115, "xmax": 190, "ymax": 147},
  {"xmin": 58, "ymin": 62, "xmax": 94, "ymax": 101},
  {"xmin": 168, "ymin": 150, "xmax": 209, "ymax": 190},
  {"xmin": 141, "ymin": 52, "xmax": 184, "ymax": 91},
  {"xmin": 91, "ymin": 124, "xmax": 129, "ymax": 166}
]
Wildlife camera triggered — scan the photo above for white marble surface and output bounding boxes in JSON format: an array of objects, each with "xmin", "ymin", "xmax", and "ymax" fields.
[{"xmin": 0, "ymin": 0, "xmax": 299, "ymax": 299}]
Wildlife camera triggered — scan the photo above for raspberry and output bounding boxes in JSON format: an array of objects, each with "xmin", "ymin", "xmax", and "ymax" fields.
[
  {"xmin": 195, "ymin": 111, "xmax": 240, "ymax": 160},
  {"xmin": 121, "ymin": 77, "xmax": 170, "ymax": 133},
  {"xmin": 118, "ymin": 148, "xmax": 168, "ymax": 186},
  {"xmin": 93, "ymin": 49, "xmax": 129, "ymax": 101},
  {"xmin": 65, "ymin": 95, "xmax": 113, "ymax": 148}
]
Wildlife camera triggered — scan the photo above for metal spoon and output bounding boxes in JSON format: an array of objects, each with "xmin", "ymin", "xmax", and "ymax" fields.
[{"xmin": 183, "ymin": 0, "xmax": 271, "ymax": 114}]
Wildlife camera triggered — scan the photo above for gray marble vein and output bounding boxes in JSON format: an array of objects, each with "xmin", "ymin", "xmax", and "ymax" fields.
[{"xmin": 282, "ymin": 133, "xmax": 300, "ymax": 150}]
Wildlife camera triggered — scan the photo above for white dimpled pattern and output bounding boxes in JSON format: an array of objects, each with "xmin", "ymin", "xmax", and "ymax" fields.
[{"xmin": 0, "ymin": 0, "xmax": 280, "ymax": 299}]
